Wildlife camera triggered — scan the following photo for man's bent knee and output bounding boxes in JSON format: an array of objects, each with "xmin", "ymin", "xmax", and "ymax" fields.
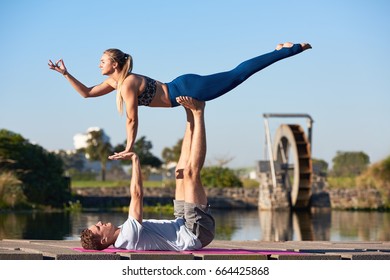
[
  {"xmin": 183, "ymin": 165, "xmax": 201, "ymax": 180},
  {"xmin": 175, "ymin": 168, "xmax": 184, "ymax": 179}
]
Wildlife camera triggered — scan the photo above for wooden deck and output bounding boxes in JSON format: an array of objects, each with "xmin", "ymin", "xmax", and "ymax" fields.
[{"xmin": 1, "ymin": 239, "xmax": 389, "ymax": 260}]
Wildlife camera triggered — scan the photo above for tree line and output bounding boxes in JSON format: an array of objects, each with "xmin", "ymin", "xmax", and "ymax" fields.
[{"xmin": 1, "ymin": 127, "xmax": 387, "ymax": 209}]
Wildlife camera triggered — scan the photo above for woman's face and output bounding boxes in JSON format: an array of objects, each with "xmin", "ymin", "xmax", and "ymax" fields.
[{"xmin": 99, "ymin": 53, "xmax": 116, "ymax": 75}]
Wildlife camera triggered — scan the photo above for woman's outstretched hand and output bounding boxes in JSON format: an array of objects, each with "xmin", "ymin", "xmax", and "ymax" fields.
[
  {"xmin": 108, "ymin": 150, "xmax": 136, "ymax": 160},
  {"xmin": 48, "ymin": 59, "xmax": 68, "ymax": 75}
]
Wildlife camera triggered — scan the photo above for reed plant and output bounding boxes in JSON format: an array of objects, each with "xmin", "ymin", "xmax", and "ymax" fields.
[{"xmin": 0, "ymin": 171, "xmax": 26, "ymax": 208}]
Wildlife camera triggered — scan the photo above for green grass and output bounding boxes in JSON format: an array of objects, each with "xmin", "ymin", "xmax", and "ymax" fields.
[
  {"xmin": 241, "ymin": 178, "xmax": 260, "ymax": 188},
  {"xmin": 71, "ymin": 180, "xmax": 164, "ymax": 188},
  {"xmin": 327, "ymin": 177, "xmax": 357, "ymax": 189}
]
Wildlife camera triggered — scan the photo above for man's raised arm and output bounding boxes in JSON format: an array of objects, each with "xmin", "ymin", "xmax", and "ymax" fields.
[{"xmin": 110, "ymin": 152, "xmax": 143, "ymax": 223}]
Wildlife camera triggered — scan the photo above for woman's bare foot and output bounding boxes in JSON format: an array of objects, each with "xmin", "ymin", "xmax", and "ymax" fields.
[
  {"xmin": 275, "ymin": 42, "xmax": 312, "ymax": 51},
  {"xmin": 301, "ymin": 43, "xmax": 312, "ymax": 51},
  {"xmin": 176, "ymin": 96, "xmax": 205, "ymax": 111}
]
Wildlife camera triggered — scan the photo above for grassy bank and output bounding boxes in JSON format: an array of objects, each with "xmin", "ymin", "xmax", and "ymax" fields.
[
  {"xmin": 72, "ymin": 178, "xmax": 259, "ymax": 189},
  {"xmin": 71, "ymin": 180, "xmax": 165, "ymax": 188},
  {"xmin": 327, "ymin": 177, "xmax": 356, "ymax": 189}
]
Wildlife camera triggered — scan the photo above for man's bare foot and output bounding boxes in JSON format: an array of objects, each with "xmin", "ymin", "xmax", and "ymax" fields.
[
  {"xmin": 176, "ymin": 96, "xmax": 205, "ymax": 111},
  {"xmin": 275, "ymin": 42, "xmax": 312, "ymax": 51},
  {"xmin": 275, "ymin": 42, "xmax": 293, "ymax": 50}
]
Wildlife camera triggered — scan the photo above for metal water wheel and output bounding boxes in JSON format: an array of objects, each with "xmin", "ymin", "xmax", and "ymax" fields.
[
  {"xmin": 273, "ymin": 124, "xmax": 312, "ymax": 208},
  {"xmin": 263, "ymin": 114, "xmax": 313, "ymax": 209}
]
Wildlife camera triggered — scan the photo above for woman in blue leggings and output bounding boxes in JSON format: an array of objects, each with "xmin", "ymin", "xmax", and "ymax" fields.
[{"xmin": 48, "ymin": 42, "xmax": 311, "ymax": 158}]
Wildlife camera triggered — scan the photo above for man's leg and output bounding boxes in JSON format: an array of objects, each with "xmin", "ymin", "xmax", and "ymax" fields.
[
  {"xmin": 174, "ymin": 105, "xmax": 194, "ymax": 201},
  {"xmin": 173, "ymin": 102, "xmax": 195, "ymax": 218},
  {"xmin": 176, "ymin": 96, "xmax": 214, "ymax": 248},
  {"xmin": 176, "ymin": 96, "xmax": 207, "ymax": 205}
]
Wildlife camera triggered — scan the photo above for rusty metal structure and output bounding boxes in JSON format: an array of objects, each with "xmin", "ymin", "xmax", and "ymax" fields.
[{"xmin": 260, "ymin": 113, "xmax": 314, "ymax": 209}]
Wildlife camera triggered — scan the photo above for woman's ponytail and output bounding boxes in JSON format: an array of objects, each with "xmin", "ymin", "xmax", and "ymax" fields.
[{"xmin": 104, "ymin": 49, "xmax": 133, "ymax": 115}]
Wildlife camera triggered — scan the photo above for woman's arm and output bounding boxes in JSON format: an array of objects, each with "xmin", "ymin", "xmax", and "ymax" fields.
[
  {"xmin": 64, "ymin": 72, "xmax": 114, "ymax": 98},
  {"xmin": 109, "ymin": 76, "xmax": 139, "ymax": 159},
  {"xmin": 124, "ymin": 87, "xmax": 138, "ymax": 153},
  {"xmin": 48, "ymin": 59, "xmax": 114, "ymax": 98}
]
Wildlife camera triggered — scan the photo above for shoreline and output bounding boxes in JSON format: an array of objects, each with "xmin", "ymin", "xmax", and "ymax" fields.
[{"xmin": 72, "ymin": 186, "xmax": 389, "ymax": 211}]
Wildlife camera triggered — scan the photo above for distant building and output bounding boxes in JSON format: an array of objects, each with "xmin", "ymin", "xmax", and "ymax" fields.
[
  {"xmin": 73, "ymin": 127, "xmax": 110, "ymax": 150},
  {"xmin": 71, "ymin": 127, "xmax": 128, "ymax": 180}
]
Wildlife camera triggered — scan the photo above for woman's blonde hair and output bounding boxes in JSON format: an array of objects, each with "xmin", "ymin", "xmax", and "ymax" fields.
[{"xmin": 104, "ymin": 48, "xmax": 133, "ymax": 114}]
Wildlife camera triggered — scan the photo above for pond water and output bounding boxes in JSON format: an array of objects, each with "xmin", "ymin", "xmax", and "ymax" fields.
[{"xmin": 1, "ymin": 209, "xmax": 389, "ymax": 242}]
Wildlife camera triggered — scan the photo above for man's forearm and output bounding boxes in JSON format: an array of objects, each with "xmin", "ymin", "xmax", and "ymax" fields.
[
  {"xmin": 129, "ymin": 155, "xmax": 143, "ymax": 223},
  {"xmin": 131, "ymin": 156, "xmax": 143, "ymax": 192}
]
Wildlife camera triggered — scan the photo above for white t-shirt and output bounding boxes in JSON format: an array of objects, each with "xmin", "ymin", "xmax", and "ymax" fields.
[{"xmin": 114, "ymin": 216, "xmax": 202, "ymax": 251}]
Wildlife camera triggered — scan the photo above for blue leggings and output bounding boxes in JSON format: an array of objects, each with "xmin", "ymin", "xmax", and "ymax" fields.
[{"xmin": 166, "ymin": 44, "xmax": 303, "ymax": 107}]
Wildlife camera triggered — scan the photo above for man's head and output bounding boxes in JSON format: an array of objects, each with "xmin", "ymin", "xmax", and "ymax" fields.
[{"xmin": 80, "ymin": 221, "xmax": 117, "ymax": 250}]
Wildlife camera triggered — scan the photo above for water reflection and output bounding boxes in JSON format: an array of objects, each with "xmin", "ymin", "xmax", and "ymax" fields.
[
  {"xmin": 0, "ymin": 209, "xmax": 389, "ymax": 241},
  {"xmin": 0, "ymin": 211, "xmax": 72, "ymax": 240},
  {"xmin": 330, "ymin": 211, "xmax": 390, "ymax": 241},
  {"xmin": 258, "ymin": 209, "xmax": 331, "ymax": 241}
]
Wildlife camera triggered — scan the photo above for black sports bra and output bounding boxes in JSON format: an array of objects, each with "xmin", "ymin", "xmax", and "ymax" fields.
[{"xmin": 138, "ymin": 76, "xmax": 157, "ymax": 106}]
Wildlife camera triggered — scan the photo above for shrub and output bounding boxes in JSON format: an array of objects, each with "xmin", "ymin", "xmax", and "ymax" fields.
[
  {"xmin": 201, "ymin": 166, "xmax": 243, "ymax": 188},
  {"xmin": 357, "ymin": 156, "xmax": 390, "ymax": 190}
]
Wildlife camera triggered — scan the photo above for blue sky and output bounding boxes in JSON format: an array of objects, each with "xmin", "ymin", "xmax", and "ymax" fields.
[{"xmin": 0, "ymin": 0, "xmax": 389, "ymax": 168}]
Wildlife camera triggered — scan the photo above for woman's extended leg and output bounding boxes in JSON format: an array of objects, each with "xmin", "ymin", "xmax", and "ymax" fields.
[{"xmin": 167, "ymin": 42, "xmax": 311, "ymax": 107}]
